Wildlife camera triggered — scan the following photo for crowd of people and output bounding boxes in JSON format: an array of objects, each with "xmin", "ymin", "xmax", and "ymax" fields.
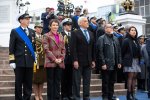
[{"xmin": 8, "ymin": 6, "xmax": 150, "ymax": 100}]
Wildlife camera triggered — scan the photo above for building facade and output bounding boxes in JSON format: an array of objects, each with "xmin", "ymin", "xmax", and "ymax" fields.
[{"xmin": 134, "ymin": 0, "xmax": 150, "ymax": 36}]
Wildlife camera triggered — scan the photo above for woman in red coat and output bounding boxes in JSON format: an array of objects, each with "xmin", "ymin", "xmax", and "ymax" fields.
[{"xmin": 42, "ymin": 19, "xmax": 65, "ymax": 100}]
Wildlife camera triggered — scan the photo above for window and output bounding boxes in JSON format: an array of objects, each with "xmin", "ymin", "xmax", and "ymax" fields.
[
  {"xmin": 145, "ymin": 5, "xmax": 150, "ymax": 16},
  {"xmin": 140, "ymin": 0, "xmax": 144, "ymax": 6},
  {"xmin": 145, "ymin": 0, "xmax": 150, "ymax": 5},
  {"xmin": 146, "ymin": 17, "xmax": 150, "ymax": 23},
  {"xmin": 135, "ymin": 7, "xmax": 139, "ymax": 14},
  {"xmin": 135, "ymin": 0, "xmax": 140, "ymax": 7},
  {"xmin": 140, "ymin": 6, "xmax": 145, "ymax": 16},
  {"xmin": 146, "ymin": 23, "xmax": 150, "ymax": 36}
]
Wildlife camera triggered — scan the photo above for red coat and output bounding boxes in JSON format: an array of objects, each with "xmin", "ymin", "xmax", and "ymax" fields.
[{"xmin": 42, "ymin": 32, "xmax": 65, "ymax": 68}]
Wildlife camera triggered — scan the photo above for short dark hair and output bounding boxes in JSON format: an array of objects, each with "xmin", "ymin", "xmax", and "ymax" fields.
[
  {"xmin": 49, "ymin": 19, "xmax": 60, "ymax": 27},
  {"xmin": 46, "ymin": 7, "xmax": 50, "ymax": 11}
]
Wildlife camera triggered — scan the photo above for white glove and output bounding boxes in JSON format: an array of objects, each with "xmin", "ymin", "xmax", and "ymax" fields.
[{"xmin": 10, "ymin": 63, "xmax": 16, "ymax": 69}]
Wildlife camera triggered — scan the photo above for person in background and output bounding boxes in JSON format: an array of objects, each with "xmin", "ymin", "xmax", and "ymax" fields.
[
  {"xmin": 117, "ymin": 26, "xmax": 125, "ymax": 45},
  {"xmin": 96, "ymin": 19, "xmax": 106, "ymax": 41},
  {"xmin": 57, "ymin": 12, "xmax": 64, "ymax": 33},
  {"xmin": 41, "ymin": 7, "xmax": 57, "ymax": 33},
  {"xmin": 72, "ymin": 6, "xmax": 82, "ymax": 30},
  {"xmin": 61, "ymin": 18, "xmax": 73, "ymax": 100},
  {"xmin": 95, "ymin": 19, "xmax": 106, "ymax": 74},
  {"xmin": 137, "ymin": 35, "xmax": 148, "ymax": 91},
  {"xmin": 113, "ymin": 24, "xmax": 118, "ymax": 34},
  {"xmin": 42, "ymin": 19, "xmax": 65, "ymax": 100},
  {"xmin": 97, "ymin": 24, "xmax": 121, "ymax": 100},
  {"xmin": 88, "ymin": 16, "xmax": 98, "ymax": 41},
  {"xmin": 146, "ymin": 36, "xmax": 150, "ymax": 98},
  {"xmin": 122, "ymin": 26, "xmax": 141, "ymax": 100},
  {"xmin": 80, "ymin": 8, "xmax": 89, "ymax": 18},
  {"xmin": 71, "ymin": 16, "xmax": 95, "ymax": 100},
  {"xmin": 33, "ymin": 23, "xmax": 46, "ymax": 100},
  {"xmin": 9, "ymin": 13, "xmax": 35, "ymax": 100},
  {"xmin": 114, "ymin": 26, "xmax": 126, "ymax": 83}
]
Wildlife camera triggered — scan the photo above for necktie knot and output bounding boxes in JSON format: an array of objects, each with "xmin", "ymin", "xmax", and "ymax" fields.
[
  {"xmin": 84, "ymin": 30, "xmax": 87, "ymax": 33},
  {"xmin": 24, "ymin": 29, "xmax": 27, "ymax": 32},
  {"xmin": 24, "ymin": 28, "xmax": 29, "ymax": 36}
]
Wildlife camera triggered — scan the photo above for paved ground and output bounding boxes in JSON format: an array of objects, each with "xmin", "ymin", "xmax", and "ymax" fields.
[{"xmin": 89, "ymin": 91, "xmax": 150, "ymax": 100}]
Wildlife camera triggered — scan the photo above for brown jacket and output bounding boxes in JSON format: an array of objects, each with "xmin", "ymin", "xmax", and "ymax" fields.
[{"xmin": 42, "ymin": 32, "xmax": 65, "ymax": 68}]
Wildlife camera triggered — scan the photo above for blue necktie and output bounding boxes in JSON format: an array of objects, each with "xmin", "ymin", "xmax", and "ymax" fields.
[{"xmin": 84, "ymin": 30, "xmax": 89, "ymax": 43}]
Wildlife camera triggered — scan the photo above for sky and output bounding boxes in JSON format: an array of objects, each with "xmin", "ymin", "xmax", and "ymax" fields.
[{"xmin": 26, "ymin": 0, "xmax": 115, "ymax": 13}]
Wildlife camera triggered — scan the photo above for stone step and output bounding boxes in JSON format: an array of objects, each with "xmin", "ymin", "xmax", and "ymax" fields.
[
  {"xmin": 0, "ymin": 69, "xmax": 98, "ymax": 75},
  {"xmin": 0, "ymin": 69, "xmax": 14, "ymax": 75},
  {"xmin": 0, "ymin": 90, "xmax": 127, "ymax": 100},
  {"xmin": 0, "ymin": 57, "xmax": 9, "ymax": 60},
  {"xmin": 0, "ymin": 53, "xmax": 9, "ymax": 56},
  {"xmin": 0, "ymin": 83, "xmax": 125, "ymax": 95},
  {"xmin": 0, "ymin": 89, "xmax": 127, "ymax": 100},
  {"xmin": 0, "ymin": 75, "xmax": 15, "ymax": 81},
  {"xmin": 0, "ymin": 79, "xmax": 102, "ymax": 87},
  {"xmin": 0, "ymin": 74, "xmax": 100, "ymax": 81},
  {"xmin": 80, "ymin": 83, "xmax": 125, "ymax": 91},
  {"xmin": 0, "ymin": 60, "xmax": 9, "ymax": 68}
]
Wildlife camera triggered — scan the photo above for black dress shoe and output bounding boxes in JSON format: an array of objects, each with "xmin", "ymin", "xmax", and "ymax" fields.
[
  {"xmin": 148, "ymin": 92, "xmax": 150, "ymax": 98},
  {"xmin": 62, "ymin": 97, "xmax": 69, "ymax": 100},
  {"xmin": 83, "ymin": 97, "xmax": 90, "ymax": 100},
  {"xmin": 68, "ymin": 96, "xmax": 74, "ymax": 100}
]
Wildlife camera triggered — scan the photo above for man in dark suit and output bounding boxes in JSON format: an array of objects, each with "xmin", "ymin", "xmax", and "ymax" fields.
[
  {"xmin": 41, "ymin": 7, "xmax": 57, "ymax": 33},
  {"xmin": 61, "ymin": 18, "xmax": 73, "ymax": 100},
  {"xmin": 9, "ymin": 13, "xmax": 35, "ymax": 100},
  {"xmin": 71, "ymin": 16, "xmax": 95, "ymax": 100}
]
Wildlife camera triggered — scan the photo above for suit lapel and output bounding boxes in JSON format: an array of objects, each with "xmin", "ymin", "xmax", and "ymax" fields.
[
  {"xmin": 28, "ymin": 28, "xmax": 34, "ymax": 42},
  {"xmin": 48, "ymin": 32, "xmax": 64, "ymax": 48},
  {"xmin": 78, "ymin": 29, "xmax": 88, "ymax": 44},
  {"xmin": 48, "ymin": 32, "xmax": 59, "ymax": 47},
  {"xmin": 88, "ymin": 30, "xmax": 92, "ymax": 44}
]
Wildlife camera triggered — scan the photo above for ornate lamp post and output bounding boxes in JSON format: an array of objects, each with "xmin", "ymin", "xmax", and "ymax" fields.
[
  {"xmin": 25, "ymin": 1, "xmax": 30, "ymax": 13},
  {"xmin": 121, "ymin": 0, "xmax": 134, "ymax": 13},
  {"xmin": 57, "ymin": 0, "xmax": 74, "ymax": 18},
  {"xmin": 16, "ymin": 0, "xmax": 30, "ymax": 13}
]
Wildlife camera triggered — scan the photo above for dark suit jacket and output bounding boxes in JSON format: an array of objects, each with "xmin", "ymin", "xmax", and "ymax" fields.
[
  {"xmin": 61, "ymin": 31, "xmax": 72, "ymax": 65},
  {"xmin": 9, "ymin": 27, "xmax": 35, "ymax": 68},
  {"xmin": 71, "ymin": 29, "xmax": 95, "ymax": 66}
]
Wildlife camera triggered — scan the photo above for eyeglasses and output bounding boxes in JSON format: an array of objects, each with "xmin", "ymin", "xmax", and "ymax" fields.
[
  {"xmin": 106, "ymin": 26, "xmax": 113, "ymax": 28},
  {"xmin": 76, "ymin": 11, "xmax": 81, "ymax": 12}
]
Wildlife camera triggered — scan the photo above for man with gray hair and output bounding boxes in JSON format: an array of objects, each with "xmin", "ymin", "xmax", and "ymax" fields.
[{"xmin": 71, "ymin": 16, "xmax": 95, "ymax": 100}]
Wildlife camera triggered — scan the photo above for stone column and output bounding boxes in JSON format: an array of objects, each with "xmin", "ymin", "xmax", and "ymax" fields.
[
  {"xmin": 0, "ymin": 0, "xmax": 19, "ymax": 47},
  {"xmin": 115, "ymin": 14, "xmax": 146, "ymax": 36}
]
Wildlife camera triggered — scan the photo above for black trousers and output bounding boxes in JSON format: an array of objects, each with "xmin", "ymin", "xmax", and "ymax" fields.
[
  {"xmin": 101, "ymin": 70, "xmax": 116, "ymax": 99},
  {"xmin": 148, "ymin": 67, "xmax": 150, "ymax": 96},
  {"xmin": 61, "ymin": 64, "xmax": 73, "ymax": 99},
  {"xmin": 46, "ymin": 66, "xmax": 62, "ymax": 100},
  {"xmin": 14, "ymin": 67, "xmax": 33, "ymax": 100},
  {"xmin": 117, "ymin": 67, "xmax": 124, "ymax": 83},
  {"xmin": 72, "ymin": 65, "xmax": 91, "ymax": 100}
]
